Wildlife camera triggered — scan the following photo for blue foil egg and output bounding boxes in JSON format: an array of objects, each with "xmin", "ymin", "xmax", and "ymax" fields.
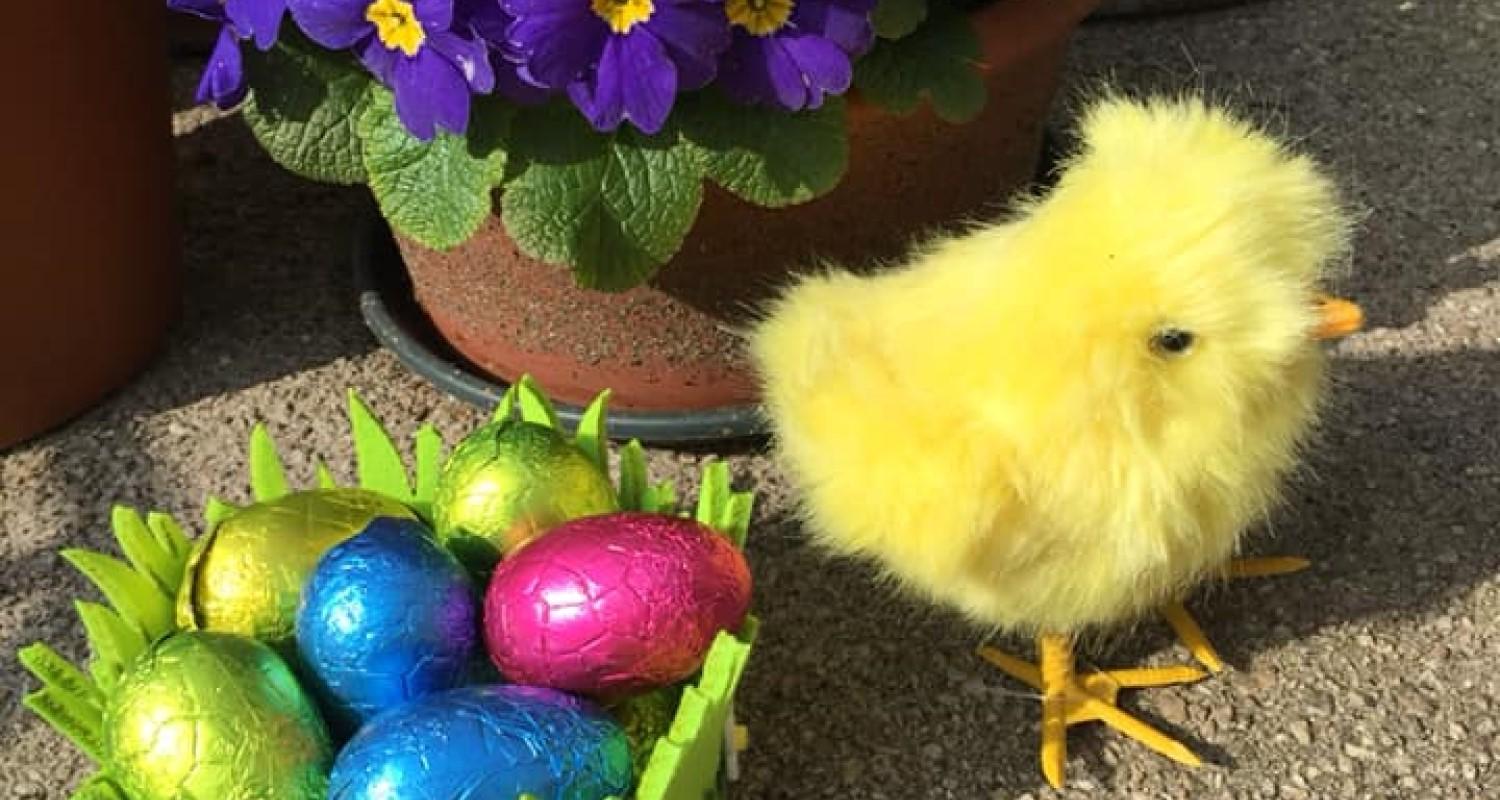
[
  {"xmin": 296, "ymin": 517, "xmax": 477, "ymax": 733},
  {"xmin": 329, "ymin": 685, "xmax": 633, "ymax": 800}
]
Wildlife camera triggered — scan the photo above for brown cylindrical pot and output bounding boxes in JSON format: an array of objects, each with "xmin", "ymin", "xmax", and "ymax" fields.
[
  {"xmin": 400, "ymin": 0, "xmax": 1099, "ymax": 411},
  {"xmin": 0, "ymin": 3, "xmax": 179, "ymax": 449}
]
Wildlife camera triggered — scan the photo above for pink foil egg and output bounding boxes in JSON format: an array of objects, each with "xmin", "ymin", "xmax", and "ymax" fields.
[{"xmin": 483, "ymin": 512, "xmax": 751, "ymax": 698}]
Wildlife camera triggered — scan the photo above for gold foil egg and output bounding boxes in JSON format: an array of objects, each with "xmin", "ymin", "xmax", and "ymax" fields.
[
  {"xmin": 432, "ymin": 420, "xmax": 617, "ymax": 575},
  {"xmin": 177, "ymin": 487, "xmax": 416, "ymax": 649}
]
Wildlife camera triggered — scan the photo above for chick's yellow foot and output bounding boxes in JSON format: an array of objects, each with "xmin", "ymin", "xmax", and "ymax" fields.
[
  {"xmin": 1163, "ymin": 556, "xmax": 1312, "ymax": 673},
  {"xmin": 979, "ymin": 634, "xmax": 1206, "ymax": 789}
]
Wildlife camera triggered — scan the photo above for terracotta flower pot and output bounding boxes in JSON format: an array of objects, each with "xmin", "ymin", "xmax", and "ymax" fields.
[
  {"xmin": 0, "ymin": 3, "xmax": 179, "ymax": 449},
  {"xmin": 396, "ymin": 0, "xmax": 1100, "ymax": 414},
  {"xmin": 1093, "ymin": 0, "xmax": 1258, "ymax": 17}
]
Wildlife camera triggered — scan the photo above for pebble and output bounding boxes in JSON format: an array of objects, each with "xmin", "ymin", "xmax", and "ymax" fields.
[
  {"xmin": 1343, "ymin": 743, "xmax": 1378, "ymax": 760},
  {"xmin": 1156, "ymin": 694, "xmax": 1188, "ymax": 725},
  {"xmin": 1290, "ymin": 720, "xmax": 1313, "ymax": 746}
]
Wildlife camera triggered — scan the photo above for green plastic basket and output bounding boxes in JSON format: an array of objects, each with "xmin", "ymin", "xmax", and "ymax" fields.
[{"xmin": 18, "ymin": 378, "xmax": 758, "ymax": 800}]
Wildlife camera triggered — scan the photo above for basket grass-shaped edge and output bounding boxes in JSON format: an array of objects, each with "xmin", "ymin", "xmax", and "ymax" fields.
[{"xmin": 18, "ymin": 376, "xmax": 758, "ymax": 800}]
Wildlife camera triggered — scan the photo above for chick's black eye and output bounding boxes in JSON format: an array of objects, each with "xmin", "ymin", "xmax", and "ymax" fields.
[{"xmin": 1152, "ymin": 328, "xmax": 1196, "ymax": 356}]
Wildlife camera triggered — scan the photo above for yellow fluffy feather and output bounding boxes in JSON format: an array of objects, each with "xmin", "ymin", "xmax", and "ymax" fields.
[{"xmin": 750, "ymin": 94, "xmax": 1355, "ymax": 636}]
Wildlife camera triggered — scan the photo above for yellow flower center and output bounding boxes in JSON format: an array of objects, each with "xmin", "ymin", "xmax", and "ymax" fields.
[
  {"xmin": 591, "ymin": 0, "xmax": 656, "ymax": 34},
  {"xmin": 725, "ymin": 0, "xmax": 794, "ymax": 35},
  {"xmin": 367, "ymin": 0, "xmax": 426, "ymax": 56}
]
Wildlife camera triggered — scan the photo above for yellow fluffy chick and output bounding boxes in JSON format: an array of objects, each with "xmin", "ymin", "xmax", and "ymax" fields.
[{"xmin": 749, "ymin": 94, "xmax": 1364, "ymax": 788}]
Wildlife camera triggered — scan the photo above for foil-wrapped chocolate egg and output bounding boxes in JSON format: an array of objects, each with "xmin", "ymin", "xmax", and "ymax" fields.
[
  {"xmin": 177, "ymin": 488, "xmax": 416, "ymax": 651},
  {"xmin": 432, "ymin": 421, "xmax": 617, "ymax": 575},
  {"xmin": 296, "ymin": 517, "xmax": 478, "ymax": 733},
  {"xmin": 484, "ymin": 512, "xmax": 752, "ymax": 698},
  {"xmin": 103, "ymin": 632, "xmax": 331, "ymax": 800},
  {"xmin": 329, "ymin": 685, "xmax": 632, "ymax": 799},
  {"xmin": 609, "ymin": 687, "xmax": 681, "ymax": 777}
]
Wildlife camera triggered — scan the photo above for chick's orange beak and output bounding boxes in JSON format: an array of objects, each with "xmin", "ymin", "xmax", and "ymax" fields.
[{"xmin": 1314, "ymin": 295, "xmax": 1364, "ymax": 340}]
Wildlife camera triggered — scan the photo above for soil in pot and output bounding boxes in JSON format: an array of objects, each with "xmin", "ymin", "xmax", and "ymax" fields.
[{"xmin": 398, "ymin": 0, "xmax": 1100, "ymax": 413}]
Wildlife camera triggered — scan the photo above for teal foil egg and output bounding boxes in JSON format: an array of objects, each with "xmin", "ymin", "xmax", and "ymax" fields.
[
  {"xmin": 296, "ymin": 517, "xmax": 477, "ymax": 734},
  {"xmin": 329, "ymin": 685, "xmax": 632, "ymax": 800}
]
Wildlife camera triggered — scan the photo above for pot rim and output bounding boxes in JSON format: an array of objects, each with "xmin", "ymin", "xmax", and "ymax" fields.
[{"xmin": 354, "ymin": 213, "xmax": 770, "ymax": 444}]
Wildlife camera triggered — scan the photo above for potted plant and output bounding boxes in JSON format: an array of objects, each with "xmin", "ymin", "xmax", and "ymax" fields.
[{"xmin": 167, "ymin": 0, "xmax": 1098, "ymax": 439}]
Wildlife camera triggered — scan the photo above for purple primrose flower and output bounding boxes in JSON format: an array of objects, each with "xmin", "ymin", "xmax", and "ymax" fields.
[
  {"xmin": 197, "ymin": 26, "xmax": 250, "ymax": 108},
  {"xmin": 168, "ymin": 0, "xmax": 291, "ymax": 108},
  {"xmin": 499, "ymin": 0, "xmax": 731, "ymax": 134},
  {"xmin": 290, "ymin": 0, "xmax": 495, "ymax": 140},
  {"xmin": 459, "ymin": 0, "xmax": 553, "ymax": 105},
  {"xmin": 717, "ymin": 0, "xmax": 875, "ymax": 111}
]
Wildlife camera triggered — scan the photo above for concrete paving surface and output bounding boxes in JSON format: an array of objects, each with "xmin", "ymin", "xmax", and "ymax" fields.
[{"xmin": 3, "ymin": 0, "xmax": 1497, "ymax": 797}]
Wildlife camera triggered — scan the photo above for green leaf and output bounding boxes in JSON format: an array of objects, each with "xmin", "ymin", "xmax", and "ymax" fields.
[
  {"xmin": 24, "ymin": 688, "xmax": 103, "ymax": 763},
  {"xmin": 469, "ymin": 96, "xmax": 516, "ymax": 185},
  {"xmin": 617, "ymin": 439, "xmax": 651, "ymax": 512},
  {"xmin": 853, "ymin": 4, "xmax": 987, "ymax": 123},
  {"xmin": 314, "ymin": 460, "xmax": 338, "ymax": 489},
  {"xmin": 203, "ymin": 496, "xmax": 239, "ymax": 527},
  {"xmin": 873, "ymin": 0, "xmax": 928, "ymax": 39},
  {"xmin": 694, "ymin": 460, "xmax": 729, "ymax": 528},
  {"xmin": 248, "ymin": 424, "xmax": 291, "ymax": 503},
  {"xmin": 573, "ymin": 390, "xmax": 612, "ymax": 475},
  {"xmin": 492, "ymin": 383, "xmax": 519, "ymax": 423},
  {"xmin": 348, "ymin": 389, "xmax": 414, "ymax": 502},
  {"xmin": 692, "ymin": 461, "xmax": 754, "ymax": 548},
  {"xmin": 88, "ymin": 660, "xmax": 121, "ymax": 694},
  {"xmin": 503, "ymin": 103, "xmax": 704, "ymax": 290},
  {"xmin": 61, "ymin": 550, "xmax": 173, "ymax": 640},
  {"xmin": 74, "ymin": 601, "xmax": 149, "ymax": 679},
  {"xmin": 413, "ymin": 423, "xmax": 445, "ymax": 517},
  {"xmin": 70, "ymin": 774, "xmax": 130, "ymax": 800},
  {"xmin": 680, "ymin": 93, "xmax": 848, "ymax": 208},
  {"xmin": 18, "ymin": 643, "xmax": 103, "ymax": 712},
  {"xmin": 110, "ymin": 507, "xmax": 178, "ymax": 598},
  {"xmin": 242, "ymin": 30, "xmax": 374, "ymax": 184},
  {"xmin": 358, "ymin": 87, "xmax": 509, "ymax": 250},
  {"xmin": 645, "ymin": 480, "xmax": 679, "ymax": 515},
  {"xmin": 724, "ymin": 493, "xmax": 754, "ymax": 549},
  {"xmin": 515, "ymin": 376, "xmax": 561, "ymax": 430},
  {"xmin": 145, "ymin": 512, "xmax": 190, "ymax": 564}
]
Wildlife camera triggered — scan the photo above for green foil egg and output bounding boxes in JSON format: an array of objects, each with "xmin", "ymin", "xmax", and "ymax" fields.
[
  {"xmin": 177, "ymin": 488, "xmax": 416, "ymax": 650},
  {"xmin": 432, "ymin": 421, "xmax": 617, "ymax": 574},
  {"xmin": 609, "ymin": 687, "xmax": 681, "ymax": 778},
  {"xmin": 104, "ymin": 631, "xmax": 332, "ymax": 800}
]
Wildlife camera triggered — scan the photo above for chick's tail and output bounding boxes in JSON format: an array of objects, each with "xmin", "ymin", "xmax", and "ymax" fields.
[
  {"xmin": 747, "ymin": 266, "xmax": 925, "ymax": 563},
  {"xmin": 748, "ymin": 269, "xmax": 871, "ymax": 413}
]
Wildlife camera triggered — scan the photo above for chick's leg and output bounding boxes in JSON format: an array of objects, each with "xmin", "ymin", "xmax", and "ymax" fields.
[
  {"xmin": 979, "ymin": 634, "xmax": 1205, "ymax": 789},
  {"xmin": 1162, "ymin": 556, "xmax": 1311, "ymax": 673}
]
